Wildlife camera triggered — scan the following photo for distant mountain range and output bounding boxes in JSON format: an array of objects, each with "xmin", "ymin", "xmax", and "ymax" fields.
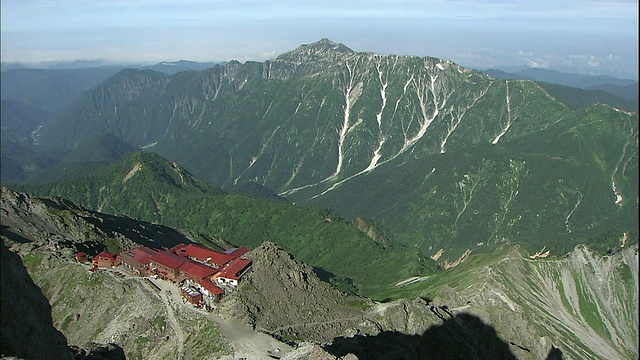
[
  {"xmin": 0, "ymin": 60, "xmax": 220, "ymax": 113},
  {"xmin": 3, "ymin": 39, "xmax": 636, "ymax": 265},
  {"xmin": 484, "ymin": 67, "xmax": 638, "ymax": 111}
]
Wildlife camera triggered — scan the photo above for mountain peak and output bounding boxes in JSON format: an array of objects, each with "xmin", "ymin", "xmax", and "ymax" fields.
[
  {"xmin": 298, "ymin": 38, "xmax": 354, "ymax": 55},
  {"xmin": 277, "ymin": 38, "xmax": 354, "ymax": 62}
]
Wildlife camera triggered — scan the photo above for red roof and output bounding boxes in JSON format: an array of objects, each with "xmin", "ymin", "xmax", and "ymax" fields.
[
  {"xmin": 76, "ymin": 252, "xmax": 88, "ymax": 257},
  {"xmin": 199, "ymin": 279, "xmax": 224, "ymax": 295},
  {"xmin": 136, "ymin": 246, "xmax": 158, "ymax": 255},
  {"xmin": 170, "ymin": 243, "xmax": 188, "ymax": 253},
  {"xmin": 179, "ymin": 260, "xmax": 217, "ymax": 280},
  {"xmin": 225, "ymin": 246, "xmax": 250, "ymax": 257},
  {"xmin": 218, "ymin": 258, "xmax": 251, "ymax": 280},
  {"xmin": 122, "ymin": 246, "xmax": 157, "ymax": 265},
  {"xmin": 133, "ymin": 252, "xmax": 151, "ymax": 265},
  {"xmin": 95, "ymin": 251, "xmax": 116, "ymax": 260},
  {"xmin": 150, "ymin": 250, "xmax": 187, "ymax": 270},
  {"xmin": 177, "ymin": 244, "xmax": 236, "ymax": 266}
]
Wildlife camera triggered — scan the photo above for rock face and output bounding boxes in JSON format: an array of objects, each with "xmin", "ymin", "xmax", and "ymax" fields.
[
  {"xmin": 0, "ymin": 186, "xmax": 194, "ymax": 256},
  {"xmin": 1, "ymin": 240, "xmax": 130, "ymax": 360},
  {"xmin": 0, "ymin": 240, "xmax": 73, "ymax": 359},
  {"xmin": 218, "ymin": 241, "xmax": 525, "ymax": 359},
  {"xmin": 218, "ymin": 241, "xmax": 371, "ymax": 343}
]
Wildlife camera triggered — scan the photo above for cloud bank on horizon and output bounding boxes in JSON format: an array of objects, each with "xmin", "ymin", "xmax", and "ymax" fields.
[{"xmin": 1, "ymin": 0, "xmax": 638, "ymax": 78}]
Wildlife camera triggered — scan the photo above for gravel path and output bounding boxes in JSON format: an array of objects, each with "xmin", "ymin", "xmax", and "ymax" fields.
[
  {"xmin": 211, "ymin": 313, "xmax": 291, "ymax": 360},
  {"xmin": 148, "ymin": 276, "xmax": 291, "ymax": 359},
  {"xmin": 162, "ymin": 291, "xmax": 185, "ymax": 359}
]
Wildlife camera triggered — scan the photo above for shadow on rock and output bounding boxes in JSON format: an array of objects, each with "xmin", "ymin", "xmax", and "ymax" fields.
[
  {"xmin": 324, "ymin": 312, "xmax": 517, "ymax": 360},
  {"xmin": 545, "ymin": 345, "xmax": 563, "ymax": 360}
]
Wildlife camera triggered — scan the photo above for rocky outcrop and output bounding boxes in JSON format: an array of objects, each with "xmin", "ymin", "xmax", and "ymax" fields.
[
  {"xmin": 0, "ymin": 240, "xmax": 73, "ymax": 359},
  {"xmin": 1, "ymin": 188, "xmax": 230, "ymax": 359},
  {"xmin": 218, "ymin": 241, "xmax": 523, "ymax": 359},
  {"xmin": 1, "ymin": 186, "xmax": 193, "ymax": 256},
  {"xmin": 71, "ymin": 343, "xmax": 126, "ymax": 360},
  {"xmin": 1, "ymin": 239, "xmax": 130, "ymax": 360},
  {"xmin": 218, "ymin": 241, "xmax": 372, "ymax": 343}
]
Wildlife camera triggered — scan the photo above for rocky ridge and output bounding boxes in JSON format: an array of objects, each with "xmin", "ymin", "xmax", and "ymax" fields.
[
  {"xmin": 0, "ymin": 240, "xmax": 73, "ymax": 359},
  {"xmin": 1, "ymin": 186, "xmax": 194, "ymax": 256},
  {"xmin": 218, "ymin": 241, "xmax": 530, "ymax": 359},
  {"xmin": 1, "ymin": 240, "xmax": 129, "ymax": 360},
  {"xmin": 219, "ymin": 239, "xmax": 638, "ymax": 359}
]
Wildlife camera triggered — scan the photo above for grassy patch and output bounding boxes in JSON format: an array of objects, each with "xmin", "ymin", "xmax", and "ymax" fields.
[
  {"xmin": 346, "ymin": 299, "xmax": 370, "ymax": 311},
  {"xmin": 576, "ymin": 278, "xmax": 607, "ymax": 337},
  {"xmin": 60, "ymin": 314, "xmax": 73, "ymax": 332},
  {"xmin": 153, "ymin": 315, "xmax": 166, "ymax": 330},
  {"xmin": 555, "ymin": 276, "xmax": 574, "ymax": 316},
  {"xmin": 22, "ymin": 252, "xmax": 44, "ymax": 269},
  {"xmin": 619, "ymin": 263, "xmax": 634, "ymax": 284}
]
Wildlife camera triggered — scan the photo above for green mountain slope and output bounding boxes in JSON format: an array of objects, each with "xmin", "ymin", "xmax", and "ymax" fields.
[
  {"xmin": 314, "ymin": 103, "xmax": 638, "ymax": 261},
  {"xmin": 389, "ymin": 243, "xmax": 639, "ymax": 359},
  {"xmin": 31, "ymin": 39, "xmax": 638, "ymax": 263},
  {"xmin": 13, "ymin": 151, "xmax": 431, "ymax": 296}
]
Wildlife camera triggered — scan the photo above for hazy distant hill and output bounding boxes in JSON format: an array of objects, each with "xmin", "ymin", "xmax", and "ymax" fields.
[
  {"xmin": 589, "ymin": 82, "xmax": 639, "ymax": 102},
  {"xmin": 139, "ymin": 60, "xmax": 218, "ymax": 74},
  {"xmin": 485, "ymin": 67, "xmax": 638, "ymax": 111},
  {"xmin": 0, "ymin": 60, "xmax": 220, "ymax": 115},
  {"xmin": 0, "ymin": 99, "xmax": 57, "ymax": 144},
  {"xmin": 0, "ymin": 66, "xmax": 125, "ymax": 113}
]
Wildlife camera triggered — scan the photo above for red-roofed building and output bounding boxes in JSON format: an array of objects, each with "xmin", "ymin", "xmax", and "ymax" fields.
[
  {"xmin": 215, "ymin": 258, "xmax": 252, "ymax": 286},
  {"xmin": 169, "ymin": 243, "xmax": 188, "ymax": 253},
  {"xmin": 93, "ymin": 251, "xmax": 119, "ymax": 268},
  {"xmin": 75, "ymin": 252, "xmax": 88, "ymax": 263},
  {"xmin": 181, "ymin": 286, "xmax": 202, "ymax": 305},
  {"xmin": 120, "ymin": 246, "xmax": 158, "ymax": 276},
  {"xmin": 179, "ymin": 260, "xmax": 218, "ymax": 283},
  {"xmin": 197, "ymin": 279, "xmax": 224, "ymax": 304},
  {"xmin": 174, "ymin": 243, "xmax": 236, "ymax": 268},
  {"xmin": 150, "ymin": 250, "xmax": 187, "ymax": 282}
]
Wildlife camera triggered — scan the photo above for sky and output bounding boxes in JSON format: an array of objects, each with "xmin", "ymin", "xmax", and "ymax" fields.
[{"xmin": 1, "ymin": 0, "xmax": 638, "ymax": 79}]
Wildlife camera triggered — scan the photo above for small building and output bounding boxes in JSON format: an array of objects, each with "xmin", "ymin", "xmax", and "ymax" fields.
[
  {"xmin": 181, "ymin": 286, "xmax": 202, "ymax": 305},
  {"xmin": 197, "ymin": 279, "xmax": 224, "ymax": 304},
  {"xmin": 75, "ymin": 252, "xmax": 88, "ymax": 263},
  {"xmin": 120, "ymin": 246, "xmax": 158, "ymax": 276},
  {"xmin": 93, "ymin": 251, "xmax": 119, "ymax": 268},
  {"xmin": 215, "ymin": 258, "xmax": 252, "ymax": 287}
]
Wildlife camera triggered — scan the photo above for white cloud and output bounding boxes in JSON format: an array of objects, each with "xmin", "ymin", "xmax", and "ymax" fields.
[{"xmin": 1, "ymin": 0, "xmax": 637, "ymax": 78}]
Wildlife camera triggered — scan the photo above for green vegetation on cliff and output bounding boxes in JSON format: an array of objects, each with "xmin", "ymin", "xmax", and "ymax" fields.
[{"xmin": 13, "ymin": 151, "xmax": 432, "ymax": 297}]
